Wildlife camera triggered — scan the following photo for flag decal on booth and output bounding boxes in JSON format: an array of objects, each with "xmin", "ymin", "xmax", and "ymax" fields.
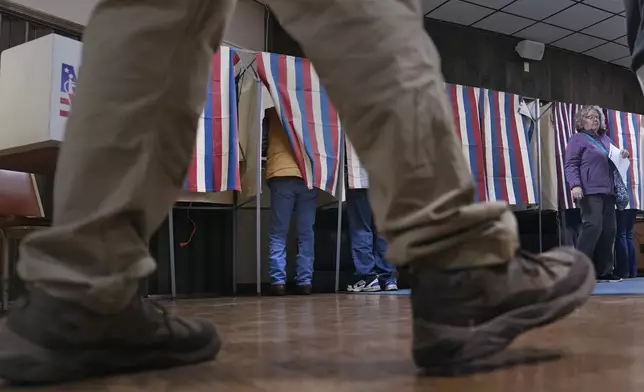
[
  {"xmin": 59, "ymin": 63, "xmax": 76, "ymax": 118},
  {"xmin": 185, "ymin": 46, "xmax": 240, "ymax": 193}
]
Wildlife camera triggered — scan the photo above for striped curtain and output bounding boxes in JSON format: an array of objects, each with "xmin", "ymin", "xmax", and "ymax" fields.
[
  {"xmin": 446, "ymin": 84, "xmax": 487, "ymax": 202},
  {"xmin": 256, "ymin": 52, "xmax": 342, "ymax": 196},
  {"xmin": 340, "ymin": 83, "xmax": 488, "ymax": 202},
  {"xmin": 345, "ymin": 138, "xmax": 369, "ymax": 189},
  {"xmin": 606, "ymin": 110, "xmax": 642, "ymax": 210},
  {"xmin": 342, "ymin": 84, "xmax": 488, "ymax": 200},
  {"xmin": 553, "ymin": 102, "xmax": 581, "ymax": 209},
  {"xmin": 340, "ymin": 84, "xmax": 537, "ymax": 205},
  {"xmin": 185, "ymin": 46, "xmax": 240, "ymax": 193},
  {"xmin": 480, "ymin": 90, "xmax": 537, "ymax": 205}
]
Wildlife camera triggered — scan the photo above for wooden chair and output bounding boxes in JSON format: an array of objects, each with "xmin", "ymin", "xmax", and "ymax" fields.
[{"xmin": 0, "ymin": 170, "xmax": 48, "ymax": 311}]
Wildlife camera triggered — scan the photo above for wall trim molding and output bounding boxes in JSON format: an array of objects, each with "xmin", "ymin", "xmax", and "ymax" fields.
[{"xmin": 0, "ymin": 0, "xmax": 83, "ymax": 36}]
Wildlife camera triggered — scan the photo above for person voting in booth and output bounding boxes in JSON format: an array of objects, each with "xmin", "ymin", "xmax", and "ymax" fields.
[
  {"xmin": 265, "ymin": 108, "xmax": 317, "ymax": 296},
  {"xmin": 0, "ymin": 0, "xmax": 595, "ymax": 385},
  {"xmin": 345, "ymin": 189, "xmax": 397, "ymax": 291}
]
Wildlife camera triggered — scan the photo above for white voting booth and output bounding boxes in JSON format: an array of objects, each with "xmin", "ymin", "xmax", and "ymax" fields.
[{"xmin": 0, "ymin": 34, "xmax": 81, "ymax": 169}]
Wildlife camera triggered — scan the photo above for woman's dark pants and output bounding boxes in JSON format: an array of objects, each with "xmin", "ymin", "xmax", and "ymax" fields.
[{"xmin": 577, "ymin": 195, "xmax": 616, "ymax": 277}]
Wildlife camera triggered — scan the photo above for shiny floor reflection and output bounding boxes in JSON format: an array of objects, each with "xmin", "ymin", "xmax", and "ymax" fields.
[{"xmin": 7, "ymin": 294, "xmax": 644, "ymax": 391}]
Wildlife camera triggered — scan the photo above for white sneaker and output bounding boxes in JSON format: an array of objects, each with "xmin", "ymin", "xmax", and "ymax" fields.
[
  {"xmin": 347, "ymin": 277, "xmax": 381, "ymax": 292},
  {"xmin": 597, "ymin": 274, "xmax": 623, "ymax": 283},
  {"xmin": 384, "ymin": 281, "xmax": 399, "ymax": 291}
]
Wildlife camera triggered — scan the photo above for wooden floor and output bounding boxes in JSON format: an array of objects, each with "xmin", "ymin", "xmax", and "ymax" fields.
[{"xmin": 7, "ymin": 294, "xmax": 644, "ymax": 391}]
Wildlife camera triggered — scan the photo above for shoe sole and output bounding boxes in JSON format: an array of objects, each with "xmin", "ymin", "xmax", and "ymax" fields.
[
  {"xmin": 412, "ymin": 260, "xmax": 596, "ymax": 369},
  {"xmin": 349, "ymin": 287, "xmax": 381, "ymax": 293},
  {"xmin": 0, "ymin": 324, "xmax": 221, "ymax": 385},
  {"xmin": 347, "ymin": 286, "xmax": 381, "ymax": 292}
]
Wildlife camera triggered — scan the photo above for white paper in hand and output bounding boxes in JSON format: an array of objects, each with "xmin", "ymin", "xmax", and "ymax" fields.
[{"xmin": 608, "ymin": 144, "xmax": 630, "ymax": 180}]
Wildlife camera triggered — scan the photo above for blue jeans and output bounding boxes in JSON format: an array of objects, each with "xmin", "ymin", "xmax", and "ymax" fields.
[
  {"xmin": 268, "ymin": 177, "xmax": 318, "ymax": 286},
  {"xmin": 615, "ymin": 209, "xmax": 638, "ymax": 277},
  {"xmin": 346, "ymin": 189, "xmax": 396, "ymax": 282}
]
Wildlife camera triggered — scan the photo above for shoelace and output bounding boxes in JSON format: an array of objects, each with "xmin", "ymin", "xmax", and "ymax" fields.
[
  {"xmin": 517, "ymin": 249, "xmax": 558, "ymax": 279},
  {"xmin": 347, "ymin": 280, "xmax": 366, "ymax": 291},
  {"xmin": 142, "ymin": 300, "xmax": 179, "ymax": 336}
]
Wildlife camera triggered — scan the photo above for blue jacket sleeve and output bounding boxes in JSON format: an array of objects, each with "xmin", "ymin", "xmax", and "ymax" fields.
[{"xmin": 564, "ymin": 135, "xmax": 582, "ymax": 189}]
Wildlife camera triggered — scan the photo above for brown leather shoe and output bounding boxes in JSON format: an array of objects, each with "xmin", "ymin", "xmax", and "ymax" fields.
[
  {"xmin": 410, "ymin": 247, "xmax": 595, "ymax": 369},
  {"xmin": 296, "ymin": 285, "xmax": 312, "ymax": 295},
  {"xmin": 0, "ymin": 288, "xmax": 220, "ymax": 385},
  {"xmin": 270, "ymin": 284, "xmax": 286, "ymax": 296}
]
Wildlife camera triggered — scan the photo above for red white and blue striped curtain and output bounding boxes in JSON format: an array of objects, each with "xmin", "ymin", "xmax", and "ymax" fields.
[
  {"xmin": 480, "ymin": 90, "xmax": 537, "ymax": 205},
  {"xmin": 553, "ymin": 102, "xmax": 581, "ymax": 209},
  {"xmin": 343, "ymin": 84, "xmax": 487, "ymax": 196},
  {"xmin": 345, "ymin": 138, "xmax": 369, "ymax": 189},
  {"xmin": 606, "ymin": 110, "xmax": 642, "ymax": 210},
  {"xmin": 446, "ymin": 84, "xmax": 487, "ymax": 202},
  {"xmin": 341, "ymin": 84, "xmax": 535, "ymax": 205},
  {"xmin": 256, "ymin": 52, "xmax": 342, "ymax": 196},
  {"xmin": 185, "ymin": 46, "xmax": 240, "ymax": 193},
  {"xmin": 342, "ymin": 83, "xmax": 488, "ymax": 201}
]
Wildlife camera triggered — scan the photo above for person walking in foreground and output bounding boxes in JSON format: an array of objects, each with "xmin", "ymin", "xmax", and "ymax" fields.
[
  {"xmin": 0, "ymin": 0, "xmax": 595, "ymax": 385},
  {"xmin": 622, "ymin": 0, "xmax": 644, "ymax": 278}
]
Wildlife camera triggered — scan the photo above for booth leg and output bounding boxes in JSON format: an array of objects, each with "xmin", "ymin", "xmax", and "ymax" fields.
[{"xmin": 168, "ymin": 207, "xmax": 176, "ymax": 300}]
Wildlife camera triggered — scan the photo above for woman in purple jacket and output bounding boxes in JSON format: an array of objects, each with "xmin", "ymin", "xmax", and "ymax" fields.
[{"xmin": 564, "ymin": 105, "xmax": 630, "ymax": 283}]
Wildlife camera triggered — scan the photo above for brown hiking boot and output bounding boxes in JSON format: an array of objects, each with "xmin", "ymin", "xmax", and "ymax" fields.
[
  {"xmin": 0, "ymin": 288, "xmax": 220, "ymax": 385},
  {"xmin": 410, "ymin": 247, "xmax": 595, "ymax": 369}
]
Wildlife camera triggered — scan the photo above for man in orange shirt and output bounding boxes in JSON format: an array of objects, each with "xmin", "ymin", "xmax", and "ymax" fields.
[{"xmin": 264, "ymin": 109, "xmax": 317, "ymax": 296}]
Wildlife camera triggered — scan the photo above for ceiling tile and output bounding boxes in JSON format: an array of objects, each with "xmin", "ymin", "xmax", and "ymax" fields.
[
  {"xmin": 611, "ymin": 56, "xmax": 632, "ymax": 68},
  {"xmin": 428, "ymin": 0, "xmax": 494, "ymax": 25},
  {"xmin": 504, "ymin": 0, "xmax": 575, "ymax": 20},
  {"xmin": 545, "ymin": 3, "xmax": 613, "ymax": 30},
  {"xmin": 514, "ymin": 22, "xmax": 572, "ymax": 43},
  {"xmin": 473, "ymin": 12, "xmax": 534, "ymax": 35},
  {"xmin": 584, "ymin": 41, "xmax": 630, "ymax": 60},
  {"xmin": 551, "ymin": 33, "xmax": 606, "ymax": 52},
  {"xmin": 464, "ymin": 0, "xmax": 514, "ymax": 8},
  {"xmin": 582, "ymin": 0, "xmax": 625, "ymax": 13},
  {"xmin": 615, "ymin": 35, "xmax": 628, "ymax": 46},
  {"xmin": 581, "ymin": 15, "xmax": 626, "ymax": 40},
  {"xmin": 421, "ymin": 0, "xmax": 448, "ymax": 15}
]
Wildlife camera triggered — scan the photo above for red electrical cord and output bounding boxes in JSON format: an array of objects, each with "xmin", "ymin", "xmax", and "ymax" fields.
[{"xmin": 179, "ymin": 202, "xmax": 196, "ymax": 248}]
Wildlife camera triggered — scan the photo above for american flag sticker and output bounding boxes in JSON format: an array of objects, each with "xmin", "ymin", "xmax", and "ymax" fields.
[{"xmin": 60, "ymin": 63, "xmax": 76, "ymax": 118}]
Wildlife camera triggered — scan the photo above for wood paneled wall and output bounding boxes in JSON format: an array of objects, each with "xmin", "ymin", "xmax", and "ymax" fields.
[{"xmin": 267, "ymin": 15, "xmax": 644, "ymax": 114}]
